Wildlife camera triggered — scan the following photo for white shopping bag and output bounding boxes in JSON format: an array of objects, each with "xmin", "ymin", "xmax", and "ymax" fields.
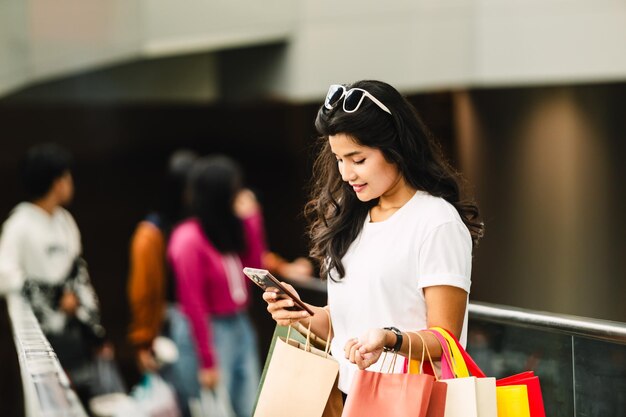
[
  {"xmin": 131, "ymin": 373, "xmax": 180, "ymax": 417},
  {"xmin": 189, "ymin": 385, "xmax": 235, "ymax": 417},
  {"xmin": 442, "ymin": 376, "xmax": 497, "ymax": 417}
]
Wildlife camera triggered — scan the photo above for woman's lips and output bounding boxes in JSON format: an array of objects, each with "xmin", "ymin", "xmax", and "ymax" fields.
[{"xmin": 352, "ymin": 184, "xmax": 366, "ymax": 193}]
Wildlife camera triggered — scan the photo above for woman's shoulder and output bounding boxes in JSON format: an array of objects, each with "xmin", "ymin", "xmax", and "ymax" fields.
[
  {"xmin": 169, "ymin": 219, "xmax": 205, "ymax": 246},
  {"xmin": 408, "ymin": 191, "xmax": 464, "ymax": 226},
  {"xmin": 132, "ymin": 221, "xmax": 164, "ymax": 246}
]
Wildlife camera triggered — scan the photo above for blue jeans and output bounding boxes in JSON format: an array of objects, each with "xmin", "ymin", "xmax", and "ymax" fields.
[
  {"xmin": 211, "ymin": 312, "xmax": 261, "ymax": 417},
  {"xmin": 161, "ymin": 305, "xmax": 201, "ymax": 417}
]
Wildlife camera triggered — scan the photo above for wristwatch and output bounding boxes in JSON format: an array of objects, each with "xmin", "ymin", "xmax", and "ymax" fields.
[{"xmin": 382, "ymin": 326, "xmax": 403, "ymax": 352}]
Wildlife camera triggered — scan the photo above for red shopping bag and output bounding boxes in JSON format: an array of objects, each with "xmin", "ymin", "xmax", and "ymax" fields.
[
  {"xmin": 431, "ymin": 327, "xmax": 545, "ymax": 417},
  {"xmin": 497, "ymin": 372, "xmax": 545, "ymax": 417},
  {"xmin": 407, "ymin": 331, "xmax": 447, "ymax": 417},
  {"xmin": 342, "ymin": 332, "xmax": 437, "ymax": 417}
]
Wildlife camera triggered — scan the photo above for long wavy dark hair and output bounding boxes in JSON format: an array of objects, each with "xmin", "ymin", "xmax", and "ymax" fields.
[
  {"xmin": 189, "ymin": 155, "xmax": 246, "ymax": 253},
  {"xmin": 305, "ymin": 80, "xmax": 484, "ymax": 280}
]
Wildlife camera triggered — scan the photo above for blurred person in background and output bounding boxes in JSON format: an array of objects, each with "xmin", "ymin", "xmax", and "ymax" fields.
[
  {"xmin": 0, "ymin": 143, "xmax": 107, "ymax": 407},
  {"xmin": 168, "ymin": 155, "xmax": 265, "ymax": 417},
  {"xmin": 127, "ymin": 150, "xmax": 199, "ymax": 417},
  {"xmin": 263, "ymin": 251, "xmax": 314, "ymax": 282}
]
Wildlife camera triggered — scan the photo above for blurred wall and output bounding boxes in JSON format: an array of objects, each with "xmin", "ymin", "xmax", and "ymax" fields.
[
  {"xmin": 0, "ymin": 0, "xmax": 296, "ymax": 97},
  {"xmin": 5, "ymin": 53, "xmax": 220, "ymax": 103},
  {"xmin": 454, "ymin": 84, "xmax": 626, "ymax": 321},
  {"xmin": 2, "ymin": 1, "xmax": 626, "ymax": 100},
  {"xmin": 140, "ymin": 0, "xmax": 296, "ymax": 56}
]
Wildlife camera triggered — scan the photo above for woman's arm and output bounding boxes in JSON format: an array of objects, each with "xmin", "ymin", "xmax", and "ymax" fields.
[
  {"xmin": 168, "ymin": 231, "xmax": 217, "ymax": 369},
  {"xmin": 128, "ymin": 224, "xmax": 165, "ymax": 350},
  {"xmin": 346, "ymin": 285, "xmax": 467, "ymax": 369},
  {"xmin": 0, "ymin": 220, "xmax": 26, "ymax": 295}
]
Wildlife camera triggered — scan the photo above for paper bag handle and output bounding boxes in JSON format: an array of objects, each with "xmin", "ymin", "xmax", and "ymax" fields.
[
  {"xmin": 430, "ymin": 327, "xmax": 487, "ymax": 378},
  {"xmin": 429, "ymin": 327, "xmax": 471, "ymax": 378},
  {"xmin": 379, "ymin": 330, "xmax": 408, "ymax": 374},
  {"xmin": 286, "ymin": 318, "xmax": 313, "ymax": 349},
  {"xmin": 424, "ymin": 329, "xmax": 457, "ymax": 379},
  {"xmin": 286, "ymin": 306, "xmax": 334, "ymax": 357},
  {"xmin": 321, "ymin": 307, "xmax": 333, "ymax": 356},
  {"xmin": 406, "ymin": 331, "xmax": 439, "ymax": 381}
]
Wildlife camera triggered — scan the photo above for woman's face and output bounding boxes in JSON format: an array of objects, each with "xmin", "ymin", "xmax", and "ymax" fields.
[{"xmin": 328, "ymin": 133, "xmax": 403, "ymax": 202}]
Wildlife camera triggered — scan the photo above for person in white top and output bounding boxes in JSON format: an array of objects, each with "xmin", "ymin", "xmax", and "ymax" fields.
[
  {"xmin": 0, "ymin": 144, "xmax": 105, "ymax": 405},
  {"xmin": 263, "ymin": 80, "xmax": 484, "ymax": 394}
]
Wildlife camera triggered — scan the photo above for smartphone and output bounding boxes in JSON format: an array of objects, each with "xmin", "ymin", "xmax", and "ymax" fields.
[{"xmin": 243, "ymin": 267, "xmax": 315, "ymax": 316}]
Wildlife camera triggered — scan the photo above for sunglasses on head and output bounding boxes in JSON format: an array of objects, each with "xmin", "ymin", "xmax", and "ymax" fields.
[{"xmin": 324, "ymin": 84, "xmax": 392, "ymax": 115}]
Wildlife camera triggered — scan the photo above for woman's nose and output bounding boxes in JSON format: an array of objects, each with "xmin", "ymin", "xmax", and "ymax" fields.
[{"xmin": 341, "ymin": 165, "xmax": 356, "ymax": 182}]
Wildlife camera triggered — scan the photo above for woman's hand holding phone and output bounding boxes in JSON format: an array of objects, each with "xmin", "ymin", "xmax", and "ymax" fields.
[{"xmin": 262, "ymin": 283, "xmax": 311, "ymax": 327}]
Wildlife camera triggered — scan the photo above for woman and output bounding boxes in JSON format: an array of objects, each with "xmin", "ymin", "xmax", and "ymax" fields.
[
  {"xmin": 127, "ymin": 149, "xmax": 199, "ymax": 417},
  {"xmin": 263, "ymin": 80, "xmax": 484, "ymax": 395},
  {"xmin": 168, "ymin": 155, "xmax": 266, "ymax": 417}
]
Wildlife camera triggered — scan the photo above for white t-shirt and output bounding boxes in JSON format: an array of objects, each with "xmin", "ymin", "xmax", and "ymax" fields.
[
  {"xmin": 0, "ymin": 202, "xmax": 81, "ymax": 294},
  {"xmin": 327, "ymin": 190, "xmax": 472, "ymax": 393}
]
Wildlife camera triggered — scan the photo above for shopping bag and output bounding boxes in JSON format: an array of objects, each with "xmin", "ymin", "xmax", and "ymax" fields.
[
  {"xmin": 408, "ymin": 331, "xmax": 448, "ymax": 417},
  {"xmin": 426, "ymin": 328, "xmax": 497, "ymax": 417},
  {"xmin": 131, "ymin": 373, "xmax": 181, "ymax": 417},
  {"xmin": 434, "ymin": 327, "xmax": 545, "ymax": 417},
  {"xmin": 90, "ymin": 355, "xmax": 127, "ymax": 396},
  {"xmin": 427, "ymin": 380, "xmax": 449, "ymax": 417},
  {"xmin": 289, "ymin": 308, "xmax": 343, "ymax": 417},
  {"xmin": 189, "ymin": 385, "xmax": 235, "ymax": 417},
  {"xmin": 322, "ymin": 377, "xmax": 344, "ymax": 417},
  {"xmin": 253, "ymin": 312, "xmax": 339, "ymax": 417},
  {"xmin": 497, "ymin": 385, "xmax": 531, "ymax": 417},
  {"xmin": 497, "ymin": 372, "xmax": 545, "ymax": 417},
  {"xmin": 342, "ymin": 331, "xmax": 436, "ymax": 417},
  {"xmin": 90, "ymin": 393, "xmax": 148, "ymax": 417}
]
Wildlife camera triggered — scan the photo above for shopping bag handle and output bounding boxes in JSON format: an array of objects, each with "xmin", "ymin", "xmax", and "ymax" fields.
[
  {"xmin": 406, "ymin": 331, "xmax": 439, "ymax": 381},
  {"xmin": 424, "ymin": 329, "xmax": 457, "ymax": 379},
  {"xmin": 429, "ymin": 327, "xmax": 471, "ymax": 378},
  {"xmin": 286, "ymin": 307, "xmax": 334, "ymax": 357},
  {"xmin": 430, "ymin": 327, "xmax": 487, "ymax": 378},
  {"xmin": 286, "ymin": 318, "xmax": 313, "ymax": 351},
  {"xmin": 379, "ymin": 335, "xmax": 404, "ymax": 374},
  {"xmin": 379, "ymin": 329, "xmax": 422, "ymax": 374},
  {"xmin": 321, "ymin": 307, "xmax": 333, "ymax": 356}
]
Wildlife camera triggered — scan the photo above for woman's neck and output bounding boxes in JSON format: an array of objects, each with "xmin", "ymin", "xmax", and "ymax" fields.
[
  {"xmin": 369, "ymin": 178, "xmax": 416, "ymax": 222},
  {"xmin": 377, "ymin": 177, "xmax": 416, "ymax": 210},
  {"xmin": 32, "ymin": 196, "xmax": 58, "ymax": 216}
]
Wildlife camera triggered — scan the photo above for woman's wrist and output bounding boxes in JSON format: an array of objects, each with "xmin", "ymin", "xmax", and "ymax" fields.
[
  {"xmin": 298, "ymin": 305, "xmax": 330, "ymax": 339},
  {"xmin": 382, "ymin": 327, "xmax": 403, "ymax": 352}
]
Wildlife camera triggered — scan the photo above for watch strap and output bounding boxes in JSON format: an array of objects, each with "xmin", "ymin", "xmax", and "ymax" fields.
[{"xmin": 383, "ymin": 326, "xmax": 403, "ymax": 352}]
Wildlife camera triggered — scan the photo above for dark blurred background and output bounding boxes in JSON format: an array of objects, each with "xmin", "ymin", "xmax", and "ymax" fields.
[
  {"xmin": 3, "ymin": 76, "xmax": 626, "ymax": 361},
  {"xmin": 2, "ymin": 1, "xmax": 626, "ymax": 388}
]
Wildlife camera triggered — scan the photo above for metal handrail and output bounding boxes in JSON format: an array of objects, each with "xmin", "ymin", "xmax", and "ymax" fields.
[
  {"xmin": 8, "ymin": 295, "xmax": 88, "ymax": 417},
  {"xmin": 469, "ymin": 301, "xmax": 626, "ymax": 344},
  {"xmin": 286, "ymin": 278, "xmax": 626, "ymax": 344}
]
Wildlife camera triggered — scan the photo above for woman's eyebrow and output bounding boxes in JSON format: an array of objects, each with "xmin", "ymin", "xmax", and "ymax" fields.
[{"xmin": 335, "ymin": 151, "xmax": 363, "ymax": 158}]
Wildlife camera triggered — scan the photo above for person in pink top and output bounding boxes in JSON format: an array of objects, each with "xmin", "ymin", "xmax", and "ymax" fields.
[{"xmin": 168, "ymin": 155, "xmax": 266, "ymax": 417}]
